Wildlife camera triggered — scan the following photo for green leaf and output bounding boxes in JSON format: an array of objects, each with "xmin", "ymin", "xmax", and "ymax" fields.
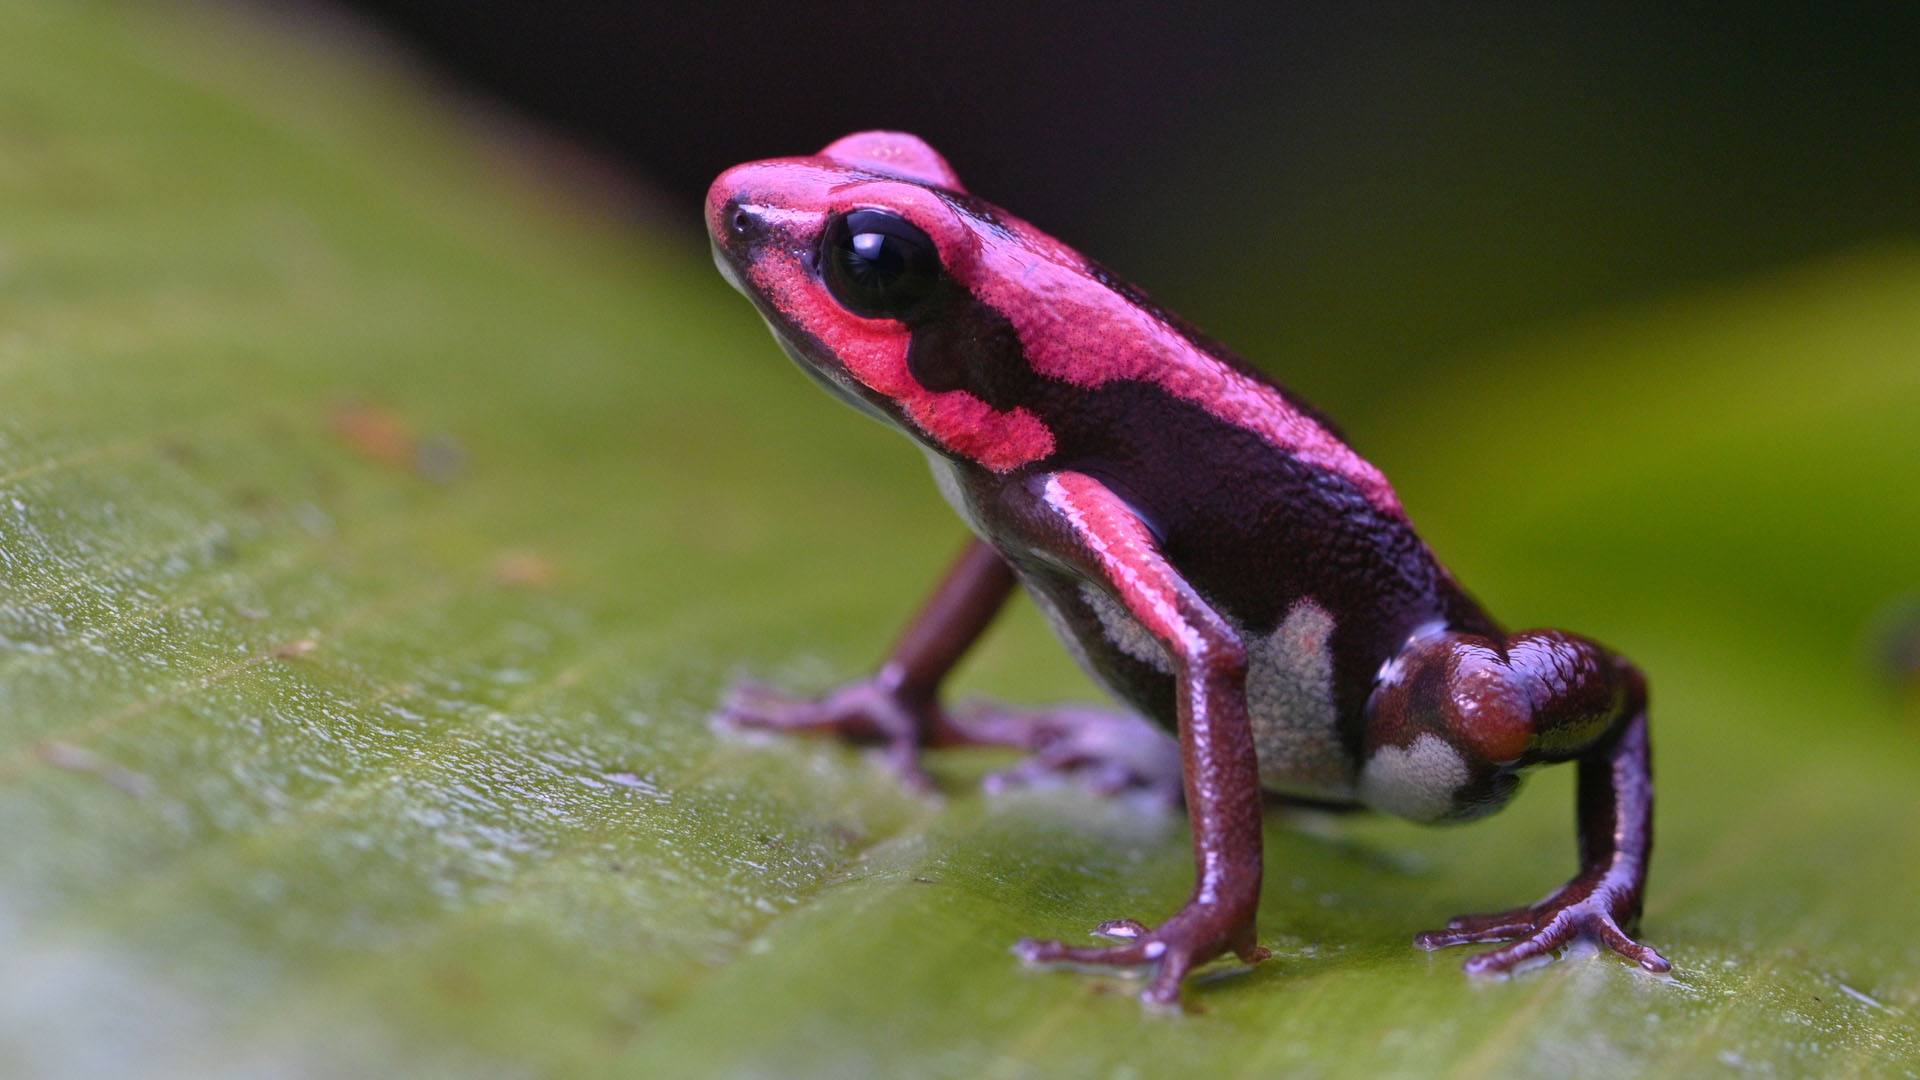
[{"xmin": 3, "ymin": 3, "xmax": 1917, "ymax": 1078}]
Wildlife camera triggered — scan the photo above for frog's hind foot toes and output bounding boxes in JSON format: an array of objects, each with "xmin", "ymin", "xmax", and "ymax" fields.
[
  {"xmin": 1416, "ymin": 892, "xmax": 1670, "ymax": 977},
  {"xmin": 1413, "ymin": 905, "xmax": 1538, "ymax": 949}
]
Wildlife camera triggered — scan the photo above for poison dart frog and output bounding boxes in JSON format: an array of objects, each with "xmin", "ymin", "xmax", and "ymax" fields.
[{"xmin": 706, "ymin": 131, "xmax": 1668, "ymax": 1007}]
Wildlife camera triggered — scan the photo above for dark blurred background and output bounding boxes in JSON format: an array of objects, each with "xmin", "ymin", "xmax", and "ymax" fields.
[{"xmin": 310, "ymin": 1, "xmax": 1919, "ymax": 416}]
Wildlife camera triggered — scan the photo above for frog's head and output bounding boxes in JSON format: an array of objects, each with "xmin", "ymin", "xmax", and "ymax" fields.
[{"xmin": 706, "ymin": 131, "xmax": 1056, "ymax": 472}]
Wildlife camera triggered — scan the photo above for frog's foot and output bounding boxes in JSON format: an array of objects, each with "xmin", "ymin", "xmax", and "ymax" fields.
[
  {"xmin": 717, "ymin": 679, "xmax": 940, "ymax": 791},
  {"xmin": 1014, "ymin": 904, "xmax": 1270, "ymax": 1007},
  {"xmin": 1414, "ymin": 880, "xmax": 1670, "ymax": 976},
  {"xmin": 942, "ymin": 702, "xmax": 1183, "ymax": 807}
]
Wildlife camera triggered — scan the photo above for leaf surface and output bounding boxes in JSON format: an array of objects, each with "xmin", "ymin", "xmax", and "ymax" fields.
[{"xmin": 2, "ymin": 5, "xmax": 1917, "ymax": 1078}]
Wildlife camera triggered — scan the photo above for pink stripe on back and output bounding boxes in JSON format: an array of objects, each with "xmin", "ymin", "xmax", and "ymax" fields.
[{"xmin": 965, "ymin": 227, "xmax": 1405, "ymax": 518}]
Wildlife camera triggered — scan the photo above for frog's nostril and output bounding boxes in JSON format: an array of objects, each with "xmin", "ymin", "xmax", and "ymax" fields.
[{"xmin": 725, "ymin": 201, "xmax": 766, "ymax": 244}]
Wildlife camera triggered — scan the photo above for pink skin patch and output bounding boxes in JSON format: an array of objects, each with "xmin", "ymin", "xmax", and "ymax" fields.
[
  {"xmin": 953, "ymin": 232, "xmax": 1405, "ymax": 518},
  {"xmin": 819, "ymin": 131, "xmax": 966, "ymax": 191},
  {"xmin": 712, "ymin": 163, "xmax": 1054, "ymax": 473}
]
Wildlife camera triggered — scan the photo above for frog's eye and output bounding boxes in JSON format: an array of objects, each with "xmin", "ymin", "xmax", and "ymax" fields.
[{"xmin": 820, "ymin": 209, "xmax": 942, "ymax": 320}]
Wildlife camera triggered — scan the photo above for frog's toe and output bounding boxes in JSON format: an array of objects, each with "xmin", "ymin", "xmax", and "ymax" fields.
[
  {"xmin": 1454, "ymin": 911, "xmax": 1578, "ymax": 976},
  {"xmin": 714, "ymin": 680, "xmax": 782, "ymax": 722},
  {"xmin": 1413, "ymin": 906, "xmax": 1537, "ymax": 949},
  {"xmin": 1420, "ymin": 895, "xmax": 1669, "ymax": 977},
  {"xmin": 715, "ymin": 679, "xmax": 939, "ymax": 791},
  {"xmin": 1013, "ymin": 933, "xmax": 1193, "ymax": 1007},
  {"xmin": 1014, "ymin": 914, "xmax": 1271, "ymax": 1008},
  {"xmin": 1576, "ymin": 914, "xmax": 1671, "ymax": 974},
  {"xmin": 956, "ymin": 703, "xmax": 1182, "ymax": 805},
  {"xmin": 715, "ymin": 682, "xmax": 835, "ymax": 732},
  {"xmin": 1013, "ymin": 934, "xmax": 1160, "ymax": 969}
]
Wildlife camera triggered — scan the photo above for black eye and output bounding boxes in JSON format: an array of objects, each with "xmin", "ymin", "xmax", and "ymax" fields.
[{"xmin": 820, "ymin": 209, "xmax": 942, "ymax": 320}]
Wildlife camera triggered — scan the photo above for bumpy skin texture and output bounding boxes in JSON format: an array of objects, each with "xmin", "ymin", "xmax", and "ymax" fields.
[{"xmin": 708, "ymin": 131, "xmax": 1667, "ymax": 1006}]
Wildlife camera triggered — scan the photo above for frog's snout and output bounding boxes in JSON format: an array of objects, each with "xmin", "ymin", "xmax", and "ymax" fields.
[{"xmin": 706, "ymin": 165, "xmax": 759, "ymax": 240}]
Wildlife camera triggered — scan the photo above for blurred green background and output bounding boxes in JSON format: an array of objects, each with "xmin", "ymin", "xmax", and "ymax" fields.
[{"xmin": 1, "ymin": 2, "xmax": 1916, "ymax": 1078}]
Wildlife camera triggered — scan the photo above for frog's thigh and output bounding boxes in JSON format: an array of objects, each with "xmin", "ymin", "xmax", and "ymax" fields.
[
  {"xmin": 1358, "ymin": 733, "xmax": 1474, "ymax": 821},
  {"xmin": 1358, "ymin": 630, "xmax": 1532, "ymax": 824}
]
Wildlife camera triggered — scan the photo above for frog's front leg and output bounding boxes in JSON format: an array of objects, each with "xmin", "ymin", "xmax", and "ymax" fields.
[
  {"xmin": 720, "ymin": 537, "xmax": 1182, "ymax": 798},
  {"xmin": 1365, "ymin": 628, "xmax": 1670, "ymax": 976},
  {"xmin": 720, "ymin": 538, "xmax": 1014, "ymax": 790},
  {"xmin": 1005, "ymin": 472, "xmax": 1269, "ymax": 1007}
]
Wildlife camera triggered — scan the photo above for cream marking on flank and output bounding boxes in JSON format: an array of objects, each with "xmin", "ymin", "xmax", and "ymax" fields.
[
  {"xmin": 1245, "ymin": 597, "xmax": 1353, "ymax": 798},
  {"xmin": 1358, "ymin": 733, "xmax": 1470, "ymax": 822},
  {"xmin": 1024, "ymin": 583, "xmax": 1123, "ymax": 702},
  {"xmin": 1079, "ymin": 583, "xmax": 1174, "ymax": 675}
]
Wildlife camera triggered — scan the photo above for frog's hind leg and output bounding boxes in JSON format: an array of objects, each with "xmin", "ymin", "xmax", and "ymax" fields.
[
  {"xmin": 1364, "ymin": 627, "xmax": 1671, "ymax": 976},
  {"xmin": 936, "ymin": 702, "xmax": 1183, "ymax": 806}
]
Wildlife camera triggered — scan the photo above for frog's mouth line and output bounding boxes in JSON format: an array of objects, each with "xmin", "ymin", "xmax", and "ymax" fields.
[
  {"xmin": 709, "ymin": 239, "xmax": 748, "ymax": 295},
  {"xmin": 713, "ymin": 239, "xmax": 902, "ymax": 432},
  {"xmin": 765, "ymin": 327, "xmax": 897, "ymax": 429}
]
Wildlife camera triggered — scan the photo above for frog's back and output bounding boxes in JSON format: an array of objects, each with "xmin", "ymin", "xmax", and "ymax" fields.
[{"xmin": 950, "ymin": 288, "xmax": 1496, "ymax": 797}]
